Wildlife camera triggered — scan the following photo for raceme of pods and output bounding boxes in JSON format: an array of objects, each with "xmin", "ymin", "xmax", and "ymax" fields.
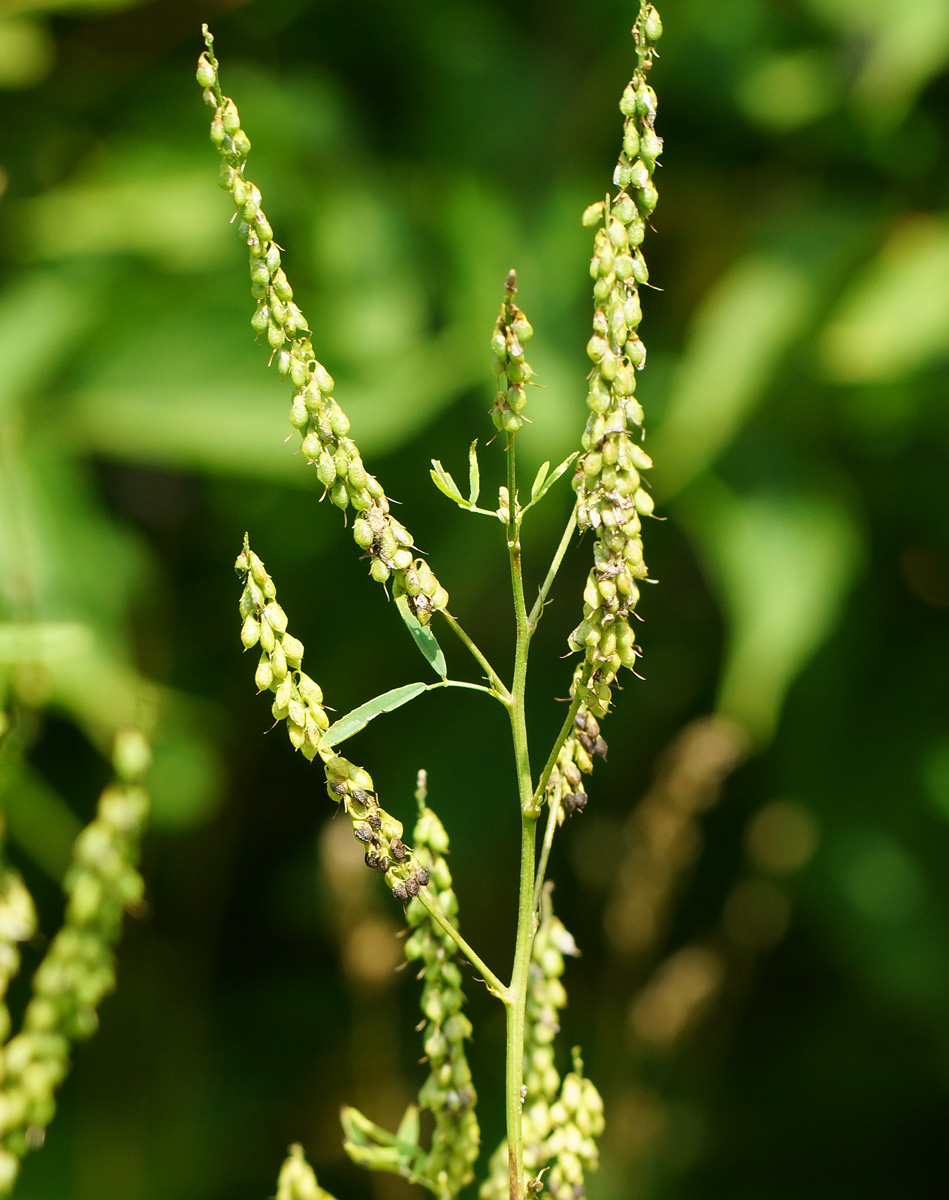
[
  {"xmin": 235, "ymin": 538, "xmax": 428, "ymax": 904},
  {"xmin": 404, "ymin": 781, "xmax": 480, "ymax": 1198},
  {"xmin": 0, "ymin": 728, "xmax": 151, "ymax": 1194},
  {"xmin": 208, "ymin": 6, "xmax": 664, "ymax": 1199},
  {"xmin": 544, "ymin": 672, "xmax": 610, "ymax": 822},
  {"xmin": 569, "ymin": 2, "xmax": 662, "ymax": 718},
  {"xmin": 197, "ymin": 29, "xmax": 448, "ymax": 626},
  {"xmin": 490, "ymin": 270, "xmax": 536, "ymax": 436}
]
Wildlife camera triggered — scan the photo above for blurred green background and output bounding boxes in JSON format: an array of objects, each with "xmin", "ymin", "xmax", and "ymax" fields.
[{"xmin": 2, "ymin": 0, "xmax": 949, "ymax": 1196}]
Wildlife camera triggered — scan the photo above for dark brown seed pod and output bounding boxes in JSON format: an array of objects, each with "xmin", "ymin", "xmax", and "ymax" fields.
[{"xmin": 392, "ymin": 882, "xmax": 408, "ymax": 902}]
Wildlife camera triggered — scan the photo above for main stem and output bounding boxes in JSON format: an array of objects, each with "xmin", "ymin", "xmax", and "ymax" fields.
[{"xmin": 504, "ymin": 440, "xmax": 538, "ymax": 1200}]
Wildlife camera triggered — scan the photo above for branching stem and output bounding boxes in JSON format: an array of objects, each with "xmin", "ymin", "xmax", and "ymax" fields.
[
  {"xmin": 439, "ymin": 611, "xmax": 510, "ymax": 702},
  {"xmin": 417, "ymin": 889, "xmax": 507, "ymax": 999}
]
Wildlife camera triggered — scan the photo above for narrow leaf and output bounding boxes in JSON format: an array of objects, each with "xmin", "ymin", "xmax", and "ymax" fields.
[
  {"xmin": 532, "ymin": 452, "xmax": 578, "ymax": 504},
  {"xmin": 429, "ymin": 460, "xmax": 464, "ymax": 503},
  {"xmin": 530, "ymin": 460, "xmax": 551, "ymax": 502},
  {"xmin": 468, "ymin": 439, "xmax": 481, "ymax": 504},
  {"xmin": 319, "ymin": 683, "xmax": 428, "ymax": 749},
  {"xmin": 396, "ymin": 595, "xmax": 448, "ymax": 677}
]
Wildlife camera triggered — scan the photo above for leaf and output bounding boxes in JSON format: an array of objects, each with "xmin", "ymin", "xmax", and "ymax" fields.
[
  {"xmin": 396, "ymin": 595, "xmax": 448, "ymax": 677},
  {"xmin": 527, "ymin": 453, "xmax": 577, "ymax": 507},
  {"xmin": 429, "ymin": 459, "xmax": 465, "ymax": 504},
  {"xmin": 467, "ymin": 439, "xmax": 481, "ymax": 504},
  {"xmin": 319, "ymin": 682, "xmax": 428, "ymax": 749},
  {"xmin": 530, "ymin": 460, "xmax": 550, "ymax": 501},
  {"xmin": 682, "ymin": 479, "xmax": 862, "ymax": 746},
  {"xmin": 650, "ymin": 254, "xmax": 812, "ymax": 500}
]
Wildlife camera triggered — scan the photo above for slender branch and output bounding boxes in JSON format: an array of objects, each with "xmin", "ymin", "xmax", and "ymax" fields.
[
  {"xmin": 529, "ymin": 682, "xmax": 586, "ymax": 815},
  {"xmin": 417, "ymin": 888, "xmax": 508, "ymax": 1000},
  {"xmin": 527, "ymin": 502, "xmax": 578, "ymax": 632},
  {"xmin": 438, "ymin": 610, "xmax": 510, "ymax": 701},
  {"xmin": 531, "ymin": 791, "xmax": 562, "ymax": 916},
  {"xmin": 431, "ymin": 679, "xmax": 509, "ymax": 705}
]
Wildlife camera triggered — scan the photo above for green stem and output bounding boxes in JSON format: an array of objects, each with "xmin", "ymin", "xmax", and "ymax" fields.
[
  {"xmin": 417, "ymin": 889, "xmax": 507, "ymax": 999},
  {"xmin": 529, "ymin": 683, "xmax": 586, "ymax": 815},
  {"xmin": 503, "ymin": 436, "xmax": 538, "ymax": 1200},
  {"xmin": 527, "ymin": 502, "xmax": 578, "ymax": 632},
  {"xmin": 438, "ymin": 611, "xmax": 510, "ymax": 702},
  {"xmin": 531, "ymin": 791, "xmax": 563, "ymax": 917}
]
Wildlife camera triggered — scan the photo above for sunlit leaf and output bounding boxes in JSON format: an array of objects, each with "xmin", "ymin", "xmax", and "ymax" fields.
[
  {"xmin": 395, "ymin": 595, "xmax": 448, "ymax": 677},
  {"xmin": 319, "ymin": 682, "xmax": 428, "ymax": 749},
  {"xmin": 468, "ymin": 438, "xmax": 481, "ymax": 504},
  {"xmin": 822, "ymin": 215, "xmax": 949, "ymax": 383},
  {"xmin": 651, "ymin": 255, "xmax": 813, "ymax": 500},
  {"xmin": 682, "ymin": 479, "xmax": 862, "ymax": 744}
]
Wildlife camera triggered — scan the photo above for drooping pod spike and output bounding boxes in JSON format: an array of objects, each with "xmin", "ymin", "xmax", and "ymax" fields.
[
  {"xmin": 570, "ymin": 0, "xmax": 662, "ymax": 717},
  {"xmin": 200, "ymin": 37, "xmax": 449, "ymax": 627}
]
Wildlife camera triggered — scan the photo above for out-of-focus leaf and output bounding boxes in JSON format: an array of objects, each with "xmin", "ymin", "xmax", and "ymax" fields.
[
  {"xmin": 651, "ymin": 255, "xmax": 813, "ymax": 500},
  {"xmin": 0, "ymin": 15, "xmax": 52, "ymax": 88},
  {"xmin": 736, "ymin": 49, "xmax": 839, "ymax": 132},
  {"xmin": 0, "ymin": 270, "xmax": 92, "ymax": 417},
  {"xmin": 0, "ymin": 762, "xmax": 81, "ymax": 880},
  {"xmin": 0, "ymin": 622, "xmax": 92, "ymax": 662},
  {"xmin": 821, "ymin": 215, "xmax": 949, "ymax": 383},
  {"xmin": 17, "ymin": 165, "xmax": 232, "ymax": 269},
  {"xmin": 807, "ymin": 0, "xmax": 949, "ymax": 127},
  {"xmin": 147, "ymin": 718, "xmax": 224, "ymax": 831},
  {"xmin": 682, "ymin": 479, "xmax": 862, "ymax": 745}
]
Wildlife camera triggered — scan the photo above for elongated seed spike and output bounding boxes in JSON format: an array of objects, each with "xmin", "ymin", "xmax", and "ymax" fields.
[
  {"xmin": 200, "ymin": 36, "xmax": 448, "ymax": 625},
  {"xmin": 404, "ymin": 775, "xmax": 480, "ymax": 1196},
  {"xmin": 490, "ymin": 269, "xmax": 536, "ymax": 437},
  {"xmin": 570, "ymin": 1, "xmax": 661, "ymax": 718},
  {"xmin": 236, "ymin": 539, "xmax": 425, "ymax": 901},
  {"xmin": 0, "ymin": 733, "xmax": 151, "ymax": 1193}
]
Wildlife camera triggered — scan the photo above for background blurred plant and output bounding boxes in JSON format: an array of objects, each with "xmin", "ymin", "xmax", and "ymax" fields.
[{"xmin": 0, "ymin": 0, "xmax": 948, "ymax": 1198}]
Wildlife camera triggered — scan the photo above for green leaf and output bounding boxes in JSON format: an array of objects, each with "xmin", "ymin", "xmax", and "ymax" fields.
[
  {"xmin": 530, "ymin": 460, "xmax": 550, "ymax": 501},
  {"xmin": 396, "ymin": 594, "xmax": 448, "ymax": 677},
  {"xmin": 430, "ymin": 459, "xmax": 465, "ymax": 504},
  {"xmin": 467, "ymin": 439, "xmax": 481, "ymax": 504},
  {"xmin": 527, "ymin": 453, "xmax": 577, "ymax": 507},
  {"xmin": 319, "ymin": 682, "xmax": 428, "ymax": 749}
]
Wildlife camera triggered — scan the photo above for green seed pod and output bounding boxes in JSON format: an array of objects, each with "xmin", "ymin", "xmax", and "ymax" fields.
[
  {"xmin": 370, "ymin": 559, "xmax": 390, "ymax": 583},
  {"xmin": 254, "ymin": 656, "xmax": 273, "ymax": 691},
  {"xmin": 240, "ymin": 615, "xmax": 260, "ymax": 649},
  {"xmin": 315, "ymin": 449, "xmax": 336, "ymax": 483}
]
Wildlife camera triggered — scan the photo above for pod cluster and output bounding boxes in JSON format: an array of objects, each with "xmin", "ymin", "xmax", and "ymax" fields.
[
  {"xmin": 276, "ymin": 1143, "xmax": 336, "ymax": 1200},
  {"xmin": 404, "ymin": 787, "xmax": 480, "ymax": 1197},
  {"xmin": 542, "ymin": 1054, "xmax": 605, "ymax": 1200},
  {"xmin": 198, "ymin": 30, "xmax": 448, "ymax": 625},
  {"xmin": 236, "ymin": 537, "xmax": 330, "ymax": 761},
  {"xmin": 481, "ymin": 899, "xmax": 591, "ymax": 1199},
  {"xmin": 323, "ymin": 754, "xmax": 429, "ymax": 902},
  {"xmin": 489, "ymin": 269, "xmax": 535, "ymax": 436},
  {"xmin": 545, "ymin": 687, "xmax": 609, "ymax": 822},
  {"xmin": 0, "ymin": 729, "xmax": 150, "ymax": 1194},
  {"xmin": 569, "ymin": 3, "xmax": 662, "ymax": 715},
  {"xmin": 235, "ymin": 540, "xmax": 427, "ymax": 902}
]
